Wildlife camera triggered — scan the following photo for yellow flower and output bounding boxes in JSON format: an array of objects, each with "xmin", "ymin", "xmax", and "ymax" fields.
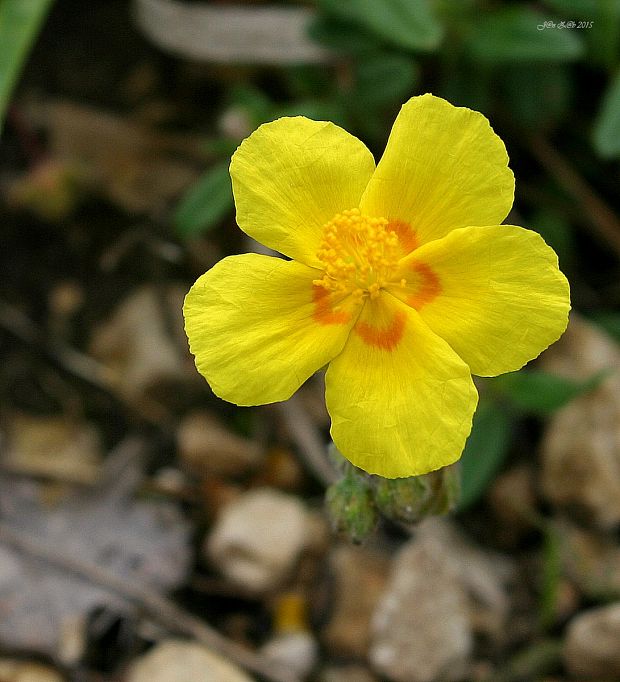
[{"xmin": 184, "ymin": 94, "xmax": 570, "ymax": 478}]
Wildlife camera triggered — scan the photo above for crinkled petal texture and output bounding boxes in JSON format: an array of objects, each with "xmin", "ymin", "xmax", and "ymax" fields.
[
  {"xmin": 230, "ymin": 117, "xmax": 376, "ymax": 267},
  {"xmin": 325, "ymin": 293, "xmax": 478, "ymax": 478},
  {"xmin": 184, "ymin": 254, "xmax": 361, "ymax": 406},
  {"xmin": 360, "ymin": 94, "xmax": 515, "ymax": 248},
  {"xmin": 394, "ymin": 225, "xmax": 571, "ymax": 376}
]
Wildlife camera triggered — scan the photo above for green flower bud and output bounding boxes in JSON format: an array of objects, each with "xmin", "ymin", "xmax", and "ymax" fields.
[
  {"xmin": 325, "ymin": 472, "xmax": 377, "ymax": 544},
  {"xmin": 374, "ymin": 464, "xmax": 461, "ymax": 524}
]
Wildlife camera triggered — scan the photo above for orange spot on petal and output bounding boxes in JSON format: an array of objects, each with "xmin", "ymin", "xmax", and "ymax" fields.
[
  {"xmin": 407, "ymin": 262, "xmax": 441, "ymax": 310},
  {"xmin": 313, "ymin": 286, "xmax": 351, "ymax": 325},
  {"xmin": 355, "ymin": 310, "xmax": 406, "ymax": 351},
  {"xmin": 387, "ymin": 219, "xmax": 419, "ymax": 254}
]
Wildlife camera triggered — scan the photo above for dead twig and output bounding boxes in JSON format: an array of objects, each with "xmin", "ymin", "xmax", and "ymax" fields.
[
  {"xmin": 0, "ymin": 522, "xmax": 300, "ymax": 682},
  {"xmin": 275, "ymin": 394, "xmax": 338, "ymax": 487},
  {"xmin": 528, "ymin": 134, "xmax": 620, "ymax": 260},
  {"xmin": 0, "ymin": 298, "xmax": 172, "ymax": 430}
]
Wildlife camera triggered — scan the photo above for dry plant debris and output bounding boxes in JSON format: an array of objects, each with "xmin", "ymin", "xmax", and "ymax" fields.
[{"xmin": 0, "ymin": 439, "xmax": 191, "ymax": 661}]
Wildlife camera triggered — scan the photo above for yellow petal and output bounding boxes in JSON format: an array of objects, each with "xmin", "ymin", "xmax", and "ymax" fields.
[
  {"xmin": 392, "ymin": 225, "xmax": 571, "ymax": 376},
  {"xmin": 230, "ymin": 117, "xmax": 376, "ymax": 267},
  {"xmin": 325, "ymin": 293, "xmax": 478, "ymax": 478},
  {"xmin": 360, "ymin": 94, "xmax": 515, "ymax": 248},
  {"xmin": 184, "ymin": 254, "xmax": 361, "ymax": 406}
]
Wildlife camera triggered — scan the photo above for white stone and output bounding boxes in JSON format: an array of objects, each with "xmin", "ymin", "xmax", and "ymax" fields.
[
  {"xmin": 207, "ymin": 488, "xmax": 308, "ymax": 593},
  {"xmin": 261, "ymin": 632, "xmax": 318, "ymax": 679},
  {"xmin": 127, "ymin": 640, "xmax": 253, "ymax": 682}
]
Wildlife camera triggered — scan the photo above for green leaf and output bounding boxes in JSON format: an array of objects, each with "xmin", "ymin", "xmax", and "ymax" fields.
[
  {"xmin": 0, "ymin": 0, "xmax": 55, "ymax": 133},
  {"xmin": 307, "ymin": 14, "xmax": 382, "ymax": 54},
  {"xmin": 174, "ymin": 161, "xmax": 233, "ymax": 238},
  {"xmin": 469, "ymin": 7, "xmax": 584, "ymax": 63},
  {"xmin": 458, "ymin": 401, "xmax": 513, "ymax": 510},
  {"xmin": 315, "ymin": 0, "xmax": 443, "ymax": 52},
  {"xmin": 228, "ymin": 84, "xmax": 274, "ymax": 128},
  {"xmin": 351, "ymin": 52, "xmax": 418, "ymax": 108},
  {"xmin": 490, "ymin": 369, "xmax": 609, "ymax": 414},
  {"xmin": 593, "ymin": 71, "xmax": 620, "ymax": 159}
]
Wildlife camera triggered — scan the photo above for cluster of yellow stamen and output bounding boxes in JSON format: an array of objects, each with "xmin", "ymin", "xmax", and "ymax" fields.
[{"xmin": 313, "ymin": 208, "xmax": 405, "ymax": 301}]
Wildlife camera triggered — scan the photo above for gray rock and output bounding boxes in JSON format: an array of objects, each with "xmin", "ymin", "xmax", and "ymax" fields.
[
  {"xmin": 369, "ymin": 519, "xmax": 514, "ymax": 682},
  {"xmin": 415, "ymin": 519, "xmax": 514, "ymax": 642},
  {"xmin": 555, "ymin": 520, "xmax": 620, "ymax": 599},
  {"xmin": 370, "ymin": 530, "xmax": 471, "ymax": 682},
  {"xmin": 564, "ymin": 603, "xmax": 620, "ymax": 678}
]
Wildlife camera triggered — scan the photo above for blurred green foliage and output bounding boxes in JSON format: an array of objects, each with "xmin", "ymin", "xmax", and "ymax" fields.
[
  {"xmin": 0, "ymin": 0, "xmax": 54, "ymax": 133},
  {"xmin": 540, "ymin": 523, "xmax": 563, "ymax": 630},
  {"xmin": 174, "ymin": 160, "xmax": 233, "ymax": 238},
  {"xmin": 458, "ymin": 400, "xmax": 514, "ymax": 511},
  {"xmin": 174, "ymin": 0, "xmax": 620, "ymax": 237},
  {"xmin": 489, "ymin": 369, "xmax": 610, "ymax": 415},
  {"xmin": 590, "ymin": 311, "xmax": 620, "ymax": 342},
  {"xmin": 470, "ymin": 7, "xmax": 583, "ymax": 63},
  {"xmin": 594, "ymin": 70, "xmax": 620, "ymax": 157},
  {"xmin": 458, "ymin": 368, "xmax": 608, "ymax": 509},
  {"xmin": 314, "ymin": 0, "xmax": 443, "ymax": 51}
]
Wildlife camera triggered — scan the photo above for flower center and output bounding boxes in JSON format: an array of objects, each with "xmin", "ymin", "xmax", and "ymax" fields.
[{"xmin": 313, "ymin": 208, "xmax": 405, "ymax": 301}]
